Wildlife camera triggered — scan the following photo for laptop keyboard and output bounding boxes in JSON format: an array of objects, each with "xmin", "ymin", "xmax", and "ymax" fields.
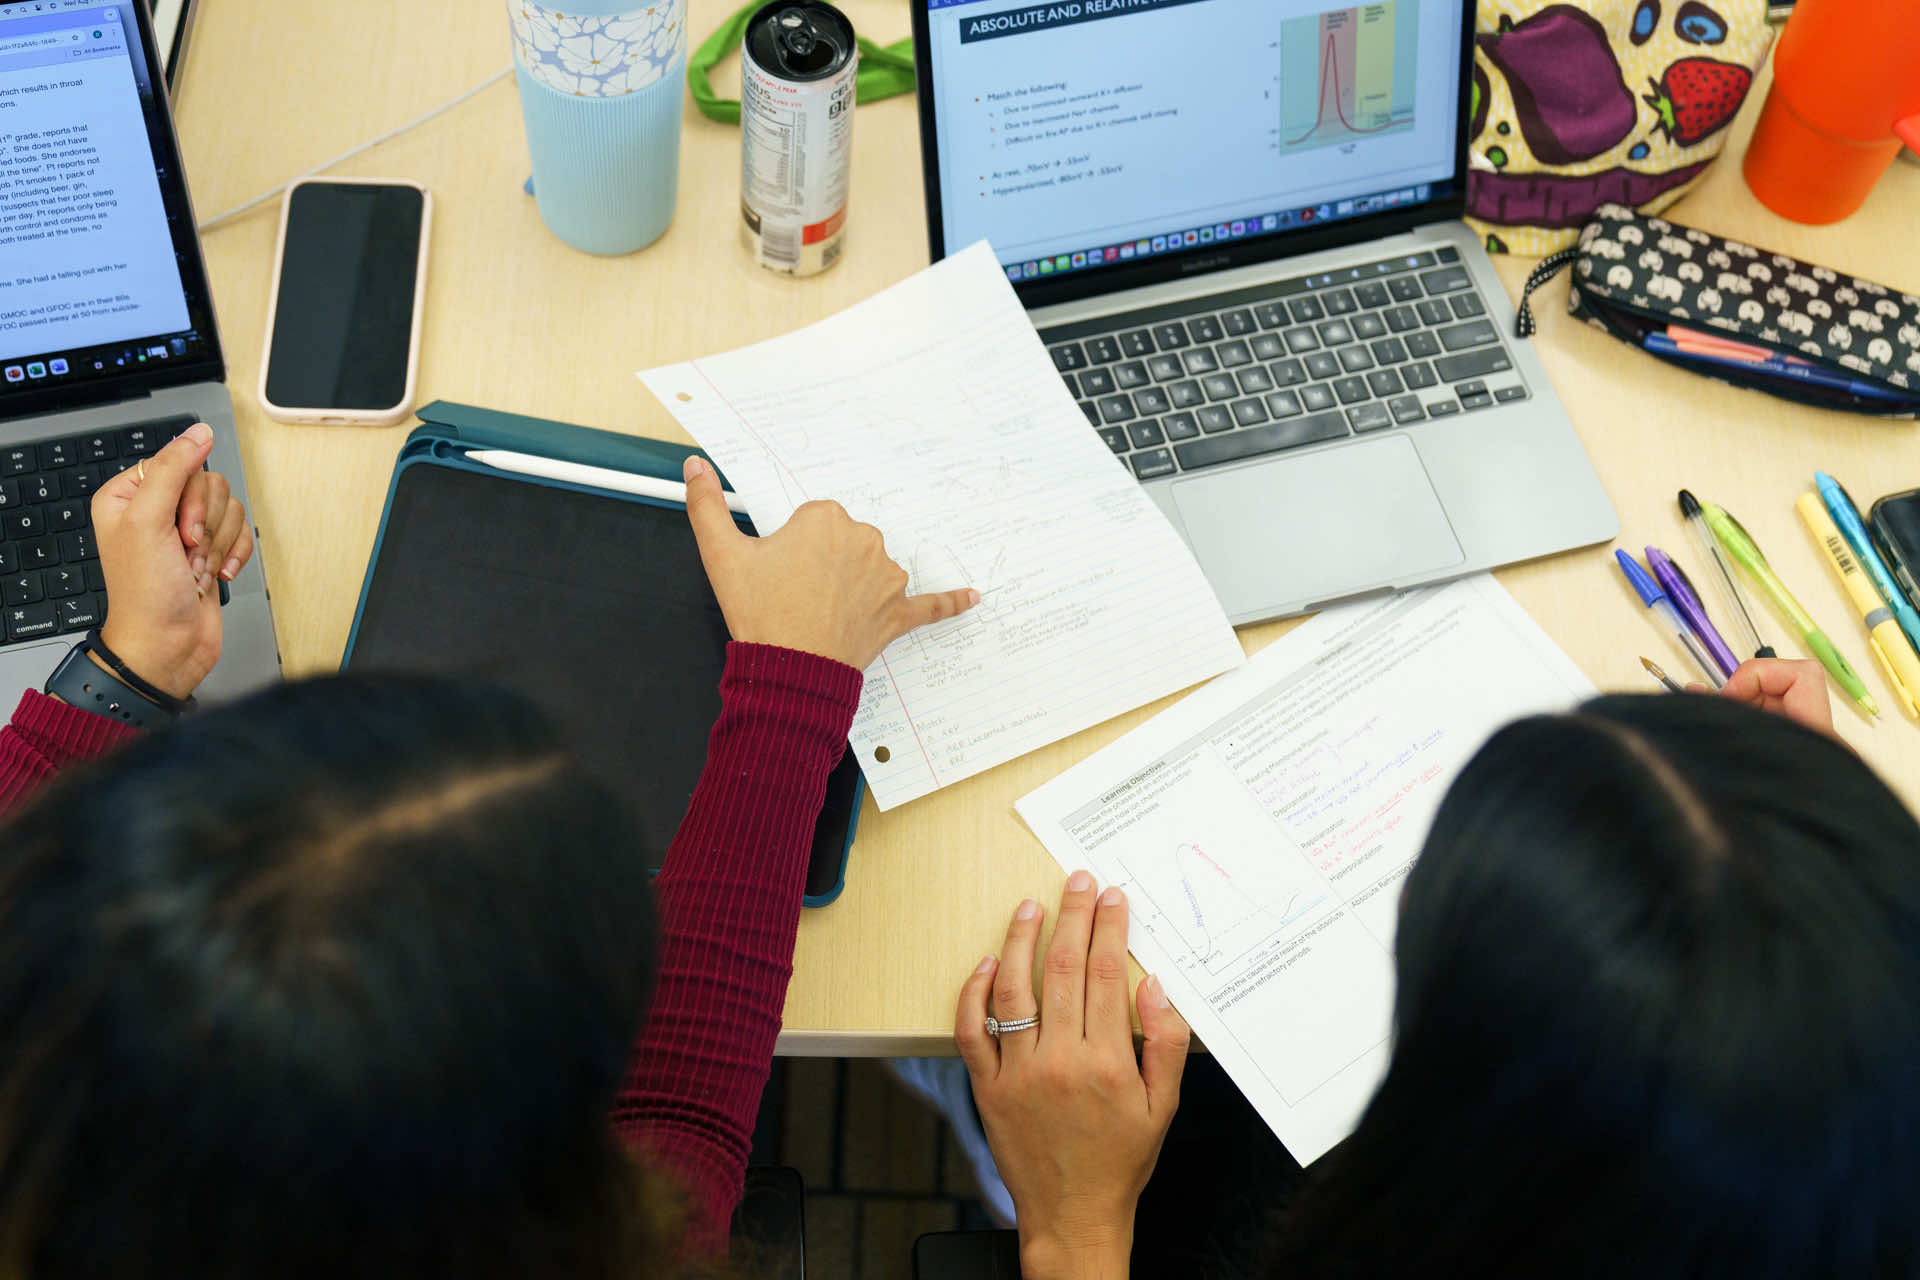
[
  {"xmin": 0, "ymin": 415, "xmax": 204, "ymax": 644},
  {"xmin": 1042, "ymin": 247, "xmax": 1529, "ymax": 482}
]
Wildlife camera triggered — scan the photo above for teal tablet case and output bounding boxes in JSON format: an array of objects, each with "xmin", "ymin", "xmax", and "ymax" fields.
[{"xmin": 341, "ymin": 399, "xmax": 862, "ymax": 907}]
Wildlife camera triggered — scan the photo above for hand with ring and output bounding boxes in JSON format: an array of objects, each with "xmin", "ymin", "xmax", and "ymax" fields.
[{"xmin": 955, "ymin": 871, "xmax": 1191, "ymax": 1280}]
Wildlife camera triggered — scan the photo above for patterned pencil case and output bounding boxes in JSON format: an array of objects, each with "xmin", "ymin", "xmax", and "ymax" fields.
[{"xmin": 1513, "ymin": 202, "xmax": 1920, "ymax": 419}]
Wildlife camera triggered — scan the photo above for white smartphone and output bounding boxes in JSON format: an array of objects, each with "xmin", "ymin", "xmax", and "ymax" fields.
[{"xmin": 258, "ymin": 177, "xmax": 431, "ymax": 426}]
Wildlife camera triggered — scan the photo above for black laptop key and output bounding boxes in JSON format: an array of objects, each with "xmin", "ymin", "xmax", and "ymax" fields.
[
  {"xmin": 1182, "ymin": 348, "xmax": 1219, "ymax": 375},
  {"xmin": 1459, "ymin": 390, "xmax": 1495, "ymax": 410},
  {"xmin": 119, "ymin": 418, "xmax": 195, "ymax": 456},
  {"xmin": 5, "ymin": 571, "xmax": 43, "ymax": 606},
  {"xmin": 1, "ymin": 449, "xmax": 31, "ymax": 477},
  {"xmin": 1401, "ymin": 362, "xmax": 1439, "ymax": 389},
  {"xmin": 37, "ymin": 440, "xmax": 76, "ymax": 471},
  {"xmin": 1163, "ymin": 412, "xmax": 1201, "ymax": 441},
  {"xmin": 1355, "ymin": 282, "xmax": 1390, "ymax": 309},
  {"xmin": 46, "ymin": 501, "xmax": 86, "ymax": 532},
  {"xmin": 1222, "ymin": 309, "xmax": 1256, "ymax": 336},
  {"xmin": 1135, "ymin": 386, "xmax": 1172, "ymax": 415},
  {"xmin": 1059, "ymin": 373, "xmax": 1080, "ymax": 398},
  {"xmin": 1085, "ymin": 336, "xmax": 1121, "ymax": 364},
  {"xmin": 1080, "ymin": 368, "xmax": 1114, "ymax": 396},
  {"xmin": 0, "ymin": 480, "xmax": 17, "ymax": 512},
  {"xmin": 1078, "ymin": 401, "xmax": 1100, "ymax": 426},
  {"xmin": 1098, "ymin": 395, "xmax": 1136, "ymax": 424},
  {"xmin": 1351, "ymin": 313, "xmax": 1387, "ymax": 340},
  {"xmin": 57, "ymin": 594, "xmax": 103, "ymax": 633},
  {"xmin": 1236, "ymin": 366, "xmax": 1274, "ymax": 394},
  {"xmin": 1128, "ymin": 420, "xmax": 1166, "ymax": 448},
  {"xmin": 1495, "ymin": 386, "xmax": 1529, "ymax": 403},
  {"xmin": 1114, "ymin": 361, "xmax": 1149, "ymax": 389},
  {"xmin": 1389, "ymin": 395, "xmax": 1426, "ymax": 424},
  {"xmin": 1371, "ymin": 337, "xmax": 1409, "ymax": 365},
  {"xmin": 24, "ymin": 473, "xmax": 57, "ymax": 505},
  {"xmin": 1197, "ymin": 405, "xmax": 1234, "ymax": 433},
  {"xmin": 1120, "ymin": 329, "xmax": 1155, "ymax": 357},
  {"xmin": 1188, "ymin": 316, "xmax": 1224, "ymax": 343},
  {"xmin": 1421, "ymin": 266, "xmax": 1472, "ymax": 294},
  {"xmin": 1428, "ymin": 400, "xmax": 1461, "ymax": 418},
  {"xmin": 1451, "ymin": 293, "xmax": 1486, "ymax": 319},
  {"xmin": 22, "ymin": 537, "xmax": 54, "ymax": 569},
  {"xmin": 1148, "ymin": 355, "xmax": 1184, "ymax": 381},
  {"xmin": 5, "ymin": 603, "xmax": 56, "ymax": 641},
  {"xmin": 1231, "ymin": 398, "xmax": 1268, "ymax": 427},
  {"xmin": 1436, "ymin": 246, "xmax": 1461, "ymax": 263},
  {"xmin": 45, "ymin": 565, "xmax": 84, "ymax": 599},
  {"xmin": 1438, "ymin": 320, "xmax": 1498, "ymax": 352},
  {"xmin": 1283, "ymin": 326, "xmax": 1320, "ymax": 353},
  {"xmin": 1415, "ymin": 300, "xmax": 1451, "ymax": 328},
  {"xmin": 1169, "ymin": 381, "xmax": 1204, "ymax": 409},
  {"xmin": 1333, "ymin": 376, "xmax": 1371, "ymax": 405},
  {"xmin": 1152, "ymin": 322, "xmax": 1191, "ymax": 349},
  {"xmin": 1202, "ymin": 374, "xmax": 1239, "ymax": 402},
  {"xmin": 77, "ymin": 433, "xmax": 116, "ymax": 462},
  {"xmin": 1098, "ymin": 427, "xmax": 1130, "ymax": 455},
  {"xmin": 0, "ymin": 546, "xmax": 14, "ymax": 575},
  {"xmin": 1050, "ymin": 343, "xmax": 1088, "ymax": 372},
  {"xmin": 1348, "ymin": 403, "xmax": 1395, "ymax": 433},
  {"xmin": 1288, "ymin": 296, "xmax": 1324, "ymax": 323},
  {"xmin": 1406, "ymin": 331, "xmax": 1442, "ymax": 358},
  {"xmin": 62, "ymin": 465, "xmax": 101, "ymax": 498},
  {"xmin": 1368, "ymin": 369, "xmax": 1405, "ymax": 397},
  {"xmin": 1268, "ymin": 358, "xmax": 1307, "ymax": 387},
  {"xmin": 1250, "ymin": 333, "xmax": 1286, "ymax": 360},
  {"xmin": 1316, "ymin": 319, "xmax": 1354, "ymax": 346},
  {"xmin": 1321, "ymin": 287, "xmax": 1357, "ymax": 315},
  {"xmin": 1131, "ymin": 449, "xmax": 1177, "ymax": 480},
  {"xmin": 1254, "ymin": 302, "xmax": 1290, "ymax": 329},
  {"xmin": 1265, "ymin": 390, "xmax": 1303, "ymax": 418},
  {"xmin": 1173, "ymin": 411, "xmax": 1349, "ymax": 471},
  {"xmin": 1338, "ymin": 345, "xmax": 1375, "ymax": 373},
  {"xmin": 1435, "ymin": 348, "xmax": 1513, "ymax": 381},
  {"xmin": 1388, "ymin": 276, "xmax": 1424, "ymax": 302},
  {"xmin": 57, "ymin": 529, "xmax": 95, "ymax": 562},
  {"xmin": 1385, "ymin": 305, "xmax": 1419, "ymax": 333},
  {"xmin": 1216, "ymin": 340, "xmax": 1252, "ymax": 368},
  {"xmin": 1304, "ymin": 352, "xmax": 1339, "ymax": 381},
  {"xmin": 83, "ymin": 562, "xmax": 105, "ymax": 592},
  {"xmin": 3, "ymin": 510, "xmax": 40, "ymax": 541}
]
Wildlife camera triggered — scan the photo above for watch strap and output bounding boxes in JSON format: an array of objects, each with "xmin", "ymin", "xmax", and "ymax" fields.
[
  {"xmin": 43, "ymin": 645, "xmax": 179, "ymax": 730},
  {"xmin": 78, "ymin": 630, "xmax": 194, "ymax": 714}
]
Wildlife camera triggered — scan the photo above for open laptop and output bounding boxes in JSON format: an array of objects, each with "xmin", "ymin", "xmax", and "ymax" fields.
[
  {"xmin": 0, "ymin": 0, "xmax": 278, "ymax": 698},
  {"xmin": 911, "ymin": 0, "xmax": 1618, "ymax": 623}
]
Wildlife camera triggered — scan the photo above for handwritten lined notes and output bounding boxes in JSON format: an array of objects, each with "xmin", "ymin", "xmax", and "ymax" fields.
[
  {"xmin": 1017, "ymin": 576, "xmax": 1596, "ymax": 1162},
  {"xmin": 640, "ymin": 242, "xmax": 1243, "ymax": 809}
]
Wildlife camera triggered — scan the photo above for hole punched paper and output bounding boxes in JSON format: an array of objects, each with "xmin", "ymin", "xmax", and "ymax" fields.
[{"xmin": 639, "ymin": 242, "xmax": 1245, "ymax": 809}]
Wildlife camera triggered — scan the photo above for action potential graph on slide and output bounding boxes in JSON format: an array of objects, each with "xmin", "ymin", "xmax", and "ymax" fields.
[{"xmin": 1280, "ymin": 2, "xmax": 1419, "ymax": 151}]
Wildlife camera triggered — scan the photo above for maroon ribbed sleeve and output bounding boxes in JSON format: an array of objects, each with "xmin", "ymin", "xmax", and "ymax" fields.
[
  {"xmin": 0, "ymin": 689, "xmax": 140, "ymax": 812},
  {"xmin": 612, "ymin": 641, "xmax": 863, "ymax": 1255}
]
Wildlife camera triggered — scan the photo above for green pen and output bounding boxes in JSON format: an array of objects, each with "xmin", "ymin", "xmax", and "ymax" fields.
[{"xmin": 1700, "ymin": 500, "xmax": 1879, "ymax": 717}]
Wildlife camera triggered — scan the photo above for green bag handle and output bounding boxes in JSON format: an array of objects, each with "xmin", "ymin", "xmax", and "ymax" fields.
[{"xmin": 688, "ymin": 0, "xmax": 915, "ymax": 125}]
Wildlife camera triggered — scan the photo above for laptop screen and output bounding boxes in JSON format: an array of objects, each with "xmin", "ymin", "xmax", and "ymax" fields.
[
  {"xmin": 919, "ymin": 0, "xmax": 1467, "ymax": 287},
  {"xmin": 0, "ymin": 0, "xmax": 218, "ymax": 408}
]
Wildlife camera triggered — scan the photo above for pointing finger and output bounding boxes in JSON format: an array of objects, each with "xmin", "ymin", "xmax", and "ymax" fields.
[
  {"xmin": 896, "ymin": 587, "xmax": 981, "ymax": 635},
  {"xmin": 682, "ymin": 455, "xmax": 744, "ymax": 563}
]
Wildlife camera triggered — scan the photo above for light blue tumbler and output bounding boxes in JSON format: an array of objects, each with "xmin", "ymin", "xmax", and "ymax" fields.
[{"xmin": 508, "ymin": 0, "xmax": 689, "ymax": 255}]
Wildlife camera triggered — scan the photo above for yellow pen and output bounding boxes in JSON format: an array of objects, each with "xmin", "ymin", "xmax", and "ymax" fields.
[{"xmin": 1796, "ymin": 494, "xmax": 1920, "ymax": 720}]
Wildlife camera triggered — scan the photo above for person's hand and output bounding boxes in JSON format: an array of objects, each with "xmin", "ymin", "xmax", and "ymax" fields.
[
  {"xmin": 955, "ymin": 874, "xmax": 1190, "ymax": 1280},
  {"xmin": 1704, "ymin": 657, "xmax": 1835, "ymax": 737},
  {"xmin": 682, "ymin": 455, "xmax": 979, "ymax": 670},
  {"xmin": 91, "ymin": 424, "xmax": 256, "ymax": 701}
]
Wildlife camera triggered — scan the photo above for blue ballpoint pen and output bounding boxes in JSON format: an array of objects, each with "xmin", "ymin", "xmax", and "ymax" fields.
[
  {"xmin": 1616, "ymin": 550, "xmax": 1723, "ymax": 686},
  {"xmin": 1816, "ymin": 472, "xmax": 1920, "ymax": 656},
  {"xmin": 1643, "ymin": 333, "xmax": 1908, "ymax": 403}
]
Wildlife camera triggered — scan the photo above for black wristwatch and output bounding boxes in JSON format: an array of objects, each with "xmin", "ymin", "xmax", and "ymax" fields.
[{"xmin": 43, "ymin": 632, "xmax": 194, "ymax": 729}]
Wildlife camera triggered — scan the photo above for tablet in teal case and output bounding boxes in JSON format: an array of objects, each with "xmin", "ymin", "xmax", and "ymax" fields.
[{"xmin": 340, "ymin": 399, "xmax": 862, "ymax": 907}]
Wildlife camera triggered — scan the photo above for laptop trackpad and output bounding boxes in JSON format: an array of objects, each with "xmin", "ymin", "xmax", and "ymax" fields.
[{"xmin": 1170, "ymin": 437, "xmax": 1463, "ymax": 615}]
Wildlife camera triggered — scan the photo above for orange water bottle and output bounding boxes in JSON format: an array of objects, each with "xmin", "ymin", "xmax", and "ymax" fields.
[{"xmin": 1743, "ymin": 0, "xmax": 1920, "ymax": 223}]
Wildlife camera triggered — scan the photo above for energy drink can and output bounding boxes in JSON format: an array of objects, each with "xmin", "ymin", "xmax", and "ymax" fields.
[{"xmin": 740, "ymin": 1, "xmax": 856, "ymax": 275}]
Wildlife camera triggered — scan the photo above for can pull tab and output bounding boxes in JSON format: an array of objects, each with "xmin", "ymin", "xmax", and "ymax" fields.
[{"xmin": 776, "ymin": 11, "xmax": 837, "ymax": 75}]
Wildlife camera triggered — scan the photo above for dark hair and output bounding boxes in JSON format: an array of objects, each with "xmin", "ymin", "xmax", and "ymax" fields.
[
  {"xmin": 1270, "ymin": 693, "xmax": 1920, "ymax": 1277},
  {"xmin": 0, "ymin": 675, "xmax": 688, "ymax": 1279}
]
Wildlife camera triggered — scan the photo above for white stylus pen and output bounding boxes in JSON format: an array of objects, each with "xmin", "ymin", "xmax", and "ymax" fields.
[{"xmin": 464, "ymin": 448, "xmax": 751, "ymax": 516}]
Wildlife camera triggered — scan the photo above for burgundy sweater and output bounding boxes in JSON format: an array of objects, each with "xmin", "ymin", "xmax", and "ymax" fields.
[{"xmin": 0, "ymin": 642, "xmax": 862, "ymax": 1257}]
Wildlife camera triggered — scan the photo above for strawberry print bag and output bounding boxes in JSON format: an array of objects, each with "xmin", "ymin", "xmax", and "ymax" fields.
[{"xmin": 1465, "ymin": 0, "xmax": 1772, "ymax": 255}]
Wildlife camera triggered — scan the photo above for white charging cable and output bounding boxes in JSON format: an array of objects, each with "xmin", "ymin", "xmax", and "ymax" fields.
[{"xmin": 196, "ymin": 66, "xmax": 514, "ymax": 233}]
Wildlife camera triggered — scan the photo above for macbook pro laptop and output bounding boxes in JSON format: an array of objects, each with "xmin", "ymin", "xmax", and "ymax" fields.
[
  {"xmin": 0, "ymin": 0, "xmax": 278, "ymax": 699},
  {"xmin": 912, "ymin": 0, "xmax": 1618, "ymax": 623}
]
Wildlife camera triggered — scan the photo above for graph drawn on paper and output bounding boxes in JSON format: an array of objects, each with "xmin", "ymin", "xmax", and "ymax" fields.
[
  {"xmin": 1279, "ymin": 2, "xmax": 1419, "ymax": 151},
  {"xmin": 1119, "ymin": 832, "xmax": 1329, "ymax": 978}
]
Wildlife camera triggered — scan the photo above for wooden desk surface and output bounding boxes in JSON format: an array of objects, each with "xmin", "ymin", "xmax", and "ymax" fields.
[{"xmin": 176, "ymin": 0, "xmax": 1920, "ymax": 1053}]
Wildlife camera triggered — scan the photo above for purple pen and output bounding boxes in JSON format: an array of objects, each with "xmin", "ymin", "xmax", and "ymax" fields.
[{"xmin": 1647, "ymin": 546, "xmax": 1739, "ymax": 679}]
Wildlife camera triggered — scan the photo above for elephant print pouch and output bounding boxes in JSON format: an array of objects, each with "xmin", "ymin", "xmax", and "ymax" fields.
[
  {"xmin": 1520, "ymin": 204, "xmax": 1920, "ymax": 418},
  {"xmin": 1465, "ymin": 0, "xmax": 1772, "ymax": 255}
]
